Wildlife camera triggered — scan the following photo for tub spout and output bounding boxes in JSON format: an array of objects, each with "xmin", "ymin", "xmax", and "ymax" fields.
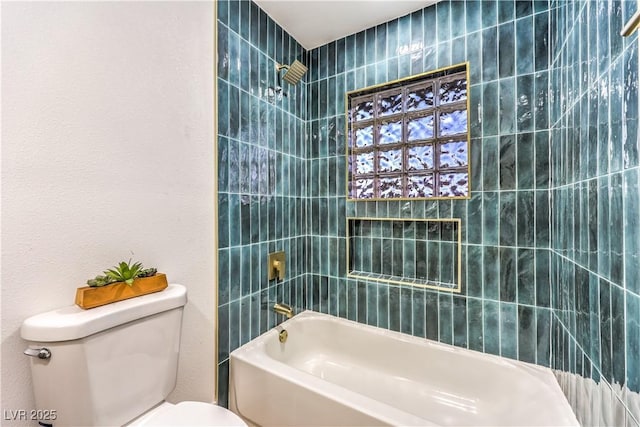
[{"xmin": 273, "ymin": 302, "xmax": 294, "ymax": 319}]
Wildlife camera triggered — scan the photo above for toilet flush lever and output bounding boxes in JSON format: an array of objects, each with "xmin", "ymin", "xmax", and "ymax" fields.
[{"xmin": 24, "ymin": 347, "xmax": 51, "ymax": 360}]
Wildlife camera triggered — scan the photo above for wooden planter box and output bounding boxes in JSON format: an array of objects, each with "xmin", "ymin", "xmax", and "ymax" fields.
[{"xmin": 75, "ymin": 273, "xmax": 168, "ymax": 309}]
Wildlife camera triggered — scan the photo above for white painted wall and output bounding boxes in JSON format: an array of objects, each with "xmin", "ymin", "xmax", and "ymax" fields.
[{"xmin": 1, "ymin": 1, "xmax": 215, "ymax": 422}]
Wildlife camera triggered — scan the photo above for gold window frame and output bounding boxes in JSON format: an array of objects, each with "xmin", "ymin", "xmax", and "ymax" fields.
[{"xmin": 345, "ymin": 62, "xmax": 472, "ymax": 201}]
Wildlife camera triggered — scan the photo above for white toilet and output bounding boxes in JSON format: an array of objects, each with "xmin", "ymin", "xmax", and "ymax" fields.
[{"xmin": 21, "ymin": 284, "xmax": 246, "ymax": 427}]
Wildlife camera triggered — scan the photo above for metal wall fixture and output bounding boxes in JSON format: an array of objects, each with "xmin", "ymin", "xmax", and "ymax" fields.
[
  {"xmin": 276, "ymin": 60, "xmax": 308, "ymax": 85},
  {"xmin": 267, "ymin": 59, "xmax": 308, "ymax": 102},
  {"xmin": 621, "ymin": 9, "xmax": 640, "ymax": 36},
  {"xmin": 273, "ymin": 302, "xmax": 294, "ymax": 319},
  {"xmin": 268, "ymin": 251, "xmax": 286, "ymax": 281}
]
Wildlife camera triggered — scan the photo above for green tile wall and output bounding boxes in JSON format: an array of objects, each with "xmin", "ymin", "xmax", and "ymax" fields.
[
  {"xmin": 217, "ymin": 1, "xmax": 640, "ymax": 422},
  {"xmin": 307, "ymin": 0, "xmax": 554, "ymax": 372},
  {"xmin": 549, "ymin": 1, "xmax": 639, "ymax": 424},
  {"xmin": 216, "ymin": 0, "xmax": 308, "ymax": 407}
]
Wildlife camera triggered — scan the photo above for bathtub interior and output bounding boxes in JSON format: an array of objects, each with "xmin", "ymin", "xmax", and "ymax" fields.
[{"xmin": 231, "ymin": 311, "xmax": 579, "ymax": 426}]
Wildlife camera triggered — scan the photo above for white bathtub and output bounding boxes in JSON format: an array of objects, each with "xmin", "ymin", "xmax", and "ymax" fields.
[{"xmin": 229, "ymin": 311, "xmax": 578, "ymax": 426}]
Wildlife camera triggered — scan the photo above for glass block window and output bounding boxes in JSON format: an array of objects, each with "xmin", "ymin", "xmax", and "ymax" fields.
[{"xmin": 347, "ymin": 64, "xmax": 470, "ymax": 200}]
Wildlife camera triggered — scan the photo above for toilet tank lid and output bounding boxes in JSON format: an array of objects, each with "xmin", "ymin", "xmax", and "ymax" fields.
[{"xmin": 21, "ymin": 284, "xmax": 187, "ymax": 342}]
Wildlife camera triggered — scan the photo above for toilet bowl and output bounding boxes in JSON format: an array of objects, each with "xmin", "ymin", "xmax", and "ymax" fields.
[
  {"xmin": 127, "ymin": 401, "xmax": 246, "ymax": 426},
  {"xmin": 21, "ymin": 284, "xmax": 246, "ymax": 427}
]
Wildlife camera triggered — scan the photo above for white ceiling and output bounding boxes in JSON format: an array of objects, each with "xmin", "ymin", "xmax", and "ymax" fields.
[{"xmin": 253, "ymin": 0, "xmax": 437, "ymax": 50}]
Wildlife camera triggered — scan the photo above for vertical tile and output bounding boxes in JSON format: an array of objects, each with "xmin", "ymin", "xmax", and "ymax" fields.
[
  {"xmin": 609, "ymin": 174, "xmax": 624, "ymax": 286},
  {"xmin": 498, "ymin": 0, "xmax": 514, "ymax": 23},
  {"xmin": 623, "ymin": 46, "xmax": 639, "ymax": 167},
  {"xmin": 482, "ymin": 27, "xmax": 498, "ymax": 82},
  {"xmin": 400, "ymin": 287, "xmax": 412, "ymax": 334},
  {"xmin": 596, "ymin": 1, "xmax": 609, "ymax": 76},
  {"xmin": 327, "ymin": 41, "xmax": 336, "ymax": 78},
  {"xmin": 600, "ymin": 279, "xmax": 612, "ymax": 383},
  {"xmin": 516, "ymin": 77, "xmax": 534, "ymax": 133},
  {"xmin": 338, "ymin": 279, "xmax": 348, "ymax": 318},
  {"xmin": 355, "ymin": 31, "xmax": 365, "ymax": 69},
  {"xmin": 436, "ymin": 0, "xmax": 452, "ymax": 44},
  {"xmin": 536, "ymin": 308, "xmax": 551, "ymax": 367},
  {"xmin": 389, "ymin": 285, "xmax": 400, "ymax": 332},
  {"xmin": 609, "ymin": 60, "xmax": 624, "ymax": 174},
  {"xmin": 535, "ymin": 249, "xmax": 550, "ymax": 307},
  {"xmin": 611, "ymin": 284, "xmax": 626, "ymax": 388},
  {"xmin": 517, "ymin": 248, "xmax": 535, "ymax": 305},
  {"xmin": 217, "ymin": 360, "xmax": 229, "ymax": 408},
  {"xmin": 483, "ymin": 82, "xmax": 500, "ymax": 136},
  {"xmin": 481, "ymin": 0, "xmax": 497, "ymax": 28},
  {"xmin": 534, "ymin": 71, "xmax": 548, "ymax": 130},
  {"xmin": 535, "ymin": 190, "xmax": 550, "ymax": 247},
  {"xmin": 517, "ymin": 191, "xmax": 535, "ymax": 247},
  {"xmin": 498, "ymin": 22, "xmax": 515, "ymax": 78},
  {"xmin": 218, "ymin": 303, "xmax": 230, "ymax": 362},
  {"xmin": 386, "ymin": 19, "xmax": 398, "ymax": 59},
  {"xmin": 356, "ymin": 280, "xmax": 368, "ymax": 323},
  {"xmin": 500, "ymin": 247, "xmax": 517, "ymax": 303},
  {"xmin": 466, "ymin": 245, "xmax": 483, "ymax": 298},
  {"xmin": 453, "ymin": 295, "xmax": 468, "ymax": 348},
  {"xmin": 534, "ymin": 131, "xmax": 549, "ymax": 189},
  {"xmin": 484, "ymin": 299, "xmax": 500, "ymax": 355},
  {"xmin": 413, "ymin": 288, "xmax": 426, "ymax": 338},
  {"xmin": 499, "ymin": 191, "xmax": 516, "ymax": 246},
  {"xmin": 598, "ymin": 176, "xmax": 611, "ymax": 280},
  {"xmin": 624, "ymin": 169, "xmax": 639, "ymax": 295},
  {"xmin": 588, "ymin": 273, "xmax": 601, "ymax": 368},
  {"xmin": 377, "ymin": 285, "xmax": 389, "ymax": 329},
  {"xmin": 366, "ymin": 282, "xmax": 378, "ymax": 326},
  {"xmin": 466, "ymin": 32, "xmax": 482, "ymax": 84},
  {"xmin": 438, "ymin": 293, "xmax": 453, "ymax": 344},
  {"xmin": 465, "ymin": 0, "xmax": 481, "ymax": 34},
  {"xmin": 227, "ymin": 1, "xmax": 240, "ymax": 34},
  {"xmin": 627, "ymin": 293, "xmax": 639, "ymax": 393},
  {"xmin": 483, "ymin": 136, "xmax": 499, "ymax": 190},
  {"xmin": 229, "ymin": 299, "xmax": 240, "ymax": 352},
  {"xmin": 483, "ymin": 246, "xmax": 500, "ymax": 300},
  {"xmin": 468, "ymin": 297, "xmax": 484, "ymax": 351},
  {"xmin": 515, "ymin": 0, "xmax": 532, "ymax": 18},
  {"xmin": 499, "ymin": 78, "xmax": 516, "ymax": 133},
  {"xmin": 449, "ymin": 1, "xmax": 465, "ymax": 39},
  {"xmin": 250, "ymin": 292, "xmax": 260, "ymax": 340},
  {"xmin": 534, "ymin": 11, "xmax": 549, "ymax": 72},
  {"xmin": 518, "ymin": 305, "xmax": 536, "ymax": 363},
  {"xmin": 500, "ymin": 302, "xmax": 518, "ymax": 359},
  {"xmin": 425, "ymin": 291, "xmax": 439, "ymax": 340}
]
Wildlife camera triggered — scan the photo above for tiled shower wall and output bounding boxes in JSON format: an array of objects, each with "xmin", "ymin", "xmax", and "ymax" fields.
[
  {"xmin": 306, "ymin": 0, "xmax": 555, "ymax": 367},
  {"xmin": 216, "ymin": 0, "xmax": 308, "ymax": 406},
  {"xmin": 549, "ymin": 0, "xmax": 640, "ymax": 424},
  {"xmin": 216, "ymin": 0, "xmax": 640, "ymax": 422}
]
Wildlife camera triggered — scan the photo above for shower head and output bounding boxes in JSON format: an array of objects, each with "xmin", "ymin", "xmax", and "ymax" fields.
[{"xmin": 276, "ymin": 60, "xmax": 308, "ymax": 85}]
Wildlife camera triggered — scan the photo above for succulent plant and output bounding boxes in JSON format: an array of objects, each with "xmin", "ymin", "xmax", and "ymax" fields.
[
  {"xmin": 86, "ymin": 275, "xmax": 117, "ymax": 287},
  {"xmin": 104, "ymin": 260, "xmax": 144, "ymax": 286},
  {"xmin": 137, "ymin": 268, "xmax": 157, "ymax": 278},
  {"xmin": 85, "ymin": 260, "xmax": 158, "ymax": 287}
]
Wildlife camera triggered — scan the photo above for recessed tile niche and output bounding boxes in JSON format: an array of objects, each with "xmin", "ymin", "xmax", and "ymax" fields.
[{"xmin": 347, "ymin": 217, "xmax": 462, "ymax": 292}]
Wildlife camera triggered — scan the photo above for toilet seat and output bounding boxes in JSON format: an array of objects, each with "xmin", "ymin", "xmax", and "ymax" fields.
[{"xmin": 131, "ymin": 401, "xmax": 247, "ymax": 426}]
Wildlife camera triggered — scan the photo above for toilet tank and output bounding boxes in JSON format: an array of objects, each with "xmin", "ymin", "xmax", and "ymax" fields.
[{"xmin": 21, "ymin": 284, "xmax": 188, "ymax": 427}]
